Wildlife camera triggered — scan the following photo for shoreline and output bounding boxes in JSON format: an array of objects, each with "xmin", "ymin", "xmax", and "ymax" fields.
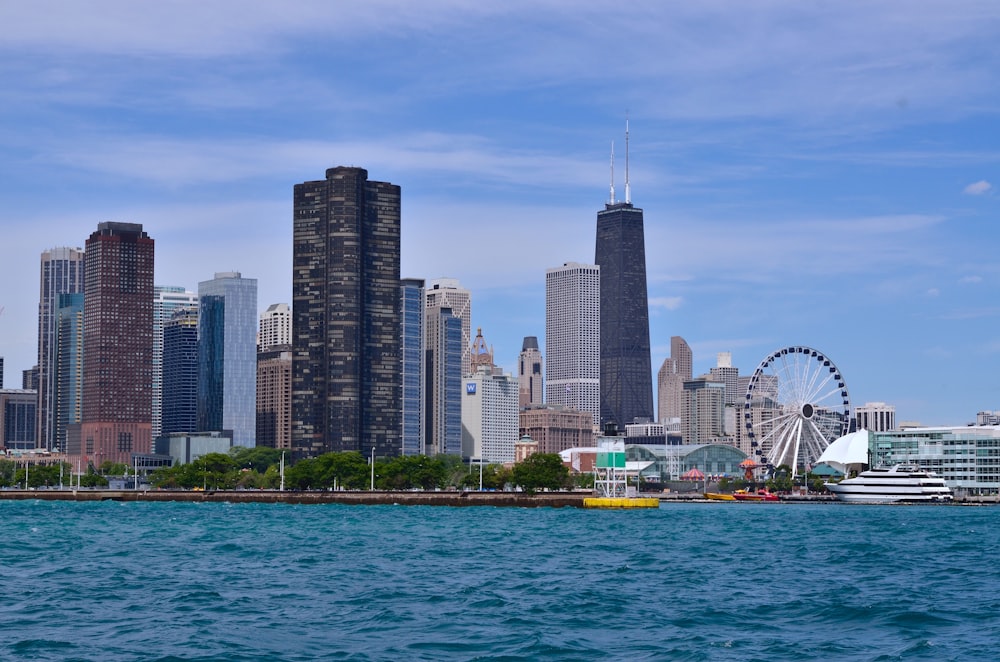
[
  {"xmin": 1, "ymin": 489, "xmax": 991, "ymax": 506},
  {"xmin": 0, "ymin": 488, "xmax": 590, "ymax": 507}
]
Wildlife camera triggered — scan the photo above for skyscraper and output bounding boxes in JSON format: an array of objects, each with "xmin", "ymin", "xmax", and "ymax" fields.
[
  {"xmin": 54, "ymin": 293, "xmax": 84, "ymax": 451},
  {"xmin": 657, "ymin": 336, "xmax": 692, "ymax": 424},
  {"xmin": 36, "ymin": 246, "xmax": 85, "ymax": 450},
  {"xmin": 424, "ymin": 279, "xmax": 470, "ymax": 456},
  {"xmin": 545, "ymin": 262, "xmax": 600, "ymax": 425},
  {"xmin": 256, "ymin": 345, "xmax": 292, "ymax": 449},
  {"xmin": 153, "ymin": 286, "xmax": 199, "ymax": 438},
  {"xmin": 425, "ymin": 279, "xmax": 472, "ymax": 376},
  {"xmin": 709, "ymin": 351, "xmax": 739, "ymax": 406},
  {"xmin": 400, "ymin": 278, "xmax": 425, "ymax": 456},
  {"xmin": 73, "ymin": 222, "xmax": 154, "ymax": 466},
  {"xmin": 424, "ymin": 305, "xmax": 463, "ymax": 456},
  {"xmin": 518, "ymin": 336, "xmax": 543, "ymax": 408},
  {"xmin": 258, "ymin": 302, "xmax": 291, "ymax": 351},
  {"xmin": 292, "ymin": 166, "xmax": 402, "ymax": 458},
  {"xmin": 198, "ymin": 272, "xmax": 258, "ymax": 447},
  {"xmin": 595, "ymin": 124, "xmax": 653, "ymax": 428},
  {"xmin": 256, "ymin": 302, "xmax": 292, "ymax": 450},
  {"xmin": 162, "ymin": 306, "xmax": 199, "ymax": 436}
]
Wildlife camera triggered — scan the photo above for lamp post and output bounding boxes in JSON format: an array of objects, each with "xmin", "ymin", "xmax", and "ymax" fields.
[{"xmin": 370, "ymin": 446, "xmax": 375, "ymax": 491}]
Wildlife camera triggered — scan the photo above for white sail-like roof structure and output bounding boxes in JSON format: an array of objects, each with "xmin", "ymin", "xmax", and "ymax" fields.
[{"xmin": 816, "ymin": 429, "xmax": 871, "ymax": 473}]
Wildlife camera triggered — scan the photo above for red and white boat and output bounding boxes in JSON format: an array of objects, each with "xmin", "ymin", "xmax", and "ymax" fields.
[{"xmin": 732, "ymin": 489, "xmax": 779, "ymax": 502}]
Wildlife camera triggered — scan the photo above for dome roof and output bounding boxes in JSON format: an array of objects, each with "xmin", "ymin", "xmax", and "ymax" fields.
[{"xmin": 816, "ymin": 429, "xmax": 871, "ymax": 472}]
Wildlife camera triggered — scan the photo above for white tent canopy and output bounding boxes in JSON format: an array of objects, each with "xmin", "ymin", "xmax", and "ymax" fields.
[{"xmin": 816, "ymin": 429, "xmax": 871, "ymax": 473}]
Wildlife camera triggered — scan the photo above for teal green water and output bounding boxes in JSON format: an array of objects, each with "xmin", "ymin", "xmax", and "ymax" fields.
[{"xmin": 1, "ymin": 500, "xmax": 998, "ymax": 661}]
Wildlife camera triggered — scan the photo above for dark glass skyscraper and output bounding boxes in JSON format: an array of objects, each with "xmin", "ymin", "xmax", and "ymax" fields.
[
  {"xmin": 595, "ymin": 200, "xmax": 654, "ymax": 428},
  {"xmin": 162, "ymin": 306, "xmax": 199, "ymax": 436},
  {"xmin": 292, "ymin": 166, "xmax": 402, "ymax": 458}
]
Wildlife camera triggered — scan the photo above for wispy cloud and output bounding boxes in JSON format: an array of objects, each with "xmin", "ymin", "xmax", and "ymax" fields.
[
  {"xmin": 964, "ymin": 180, "xmax": 993, "ymax": 195},
  {"xmin": 649, "ymin": 296, "xmax": 684, "ymax": 311}
]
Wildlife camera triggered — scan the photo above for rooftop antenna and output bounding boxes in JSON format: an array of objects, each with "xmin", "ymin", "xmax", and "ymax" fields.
[
  {"xmin": 609, "ymin": 140, "xmax": 616, "ymax": 205},
  {"xmin": 624, "ymin": 114, "xmax": 631, "ymax": 204}
]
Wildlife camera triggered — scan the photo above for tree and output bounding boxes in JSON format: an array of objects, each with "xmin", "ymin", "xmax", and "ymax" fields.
[
  {"xmin": 230, "ymin": 446, "xmax": 285, "ymax": 473},
  {"xmin": 511, "ymin": 453, "xmax": 569, "ymax": 494}
]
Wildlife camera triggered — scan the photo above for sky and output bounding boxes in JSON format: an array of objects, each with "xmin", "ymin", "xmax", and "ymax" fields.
[{"xmin": 1, "ymin": 1, "xmax": 998, "ymax": 426}]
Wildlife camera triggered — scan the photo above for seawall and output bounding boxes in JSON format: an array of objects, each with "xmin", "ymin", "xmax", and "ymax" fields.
[{"xmin": 0, "ymin": 489, "xmax": 589, "ymax": 508}]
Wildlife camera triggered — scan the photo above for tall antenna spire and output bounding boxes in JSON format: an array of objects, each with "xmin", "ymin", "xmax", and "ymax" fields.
[
  {"xmin": 624, "ymin": 114, "xmax": 631, "ymax": 204},
  {"xmin": 609, "ymin": 140, "xmax": 615, "ymax": 205}
]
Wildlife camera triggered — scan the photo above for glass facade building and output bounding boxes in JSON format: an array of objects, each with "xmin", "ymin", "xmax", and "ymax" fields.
[
  {"xmin": 871, "ymin": 426, "xmax": 1000, "ymax": 495},
  {"xmin": 37, "ymin": 246, "xmax": 85, "ymax": 450},
  {"xmin": 292, "ymin": 167, "xmax": 402, "ymax": 458},
  {"xmin": 595, "ymin": 202, "xmax": 653, "ymax": 428},
  {"xmin": 197, "ymin": 272, "xmax": 258, "ymax": 447},
  {"xmin": 153, "ymin": 286, "xmax": 198, "ymax": 438},
  {"xmin": 400, "ymin": 279, "xmax": 425, "ymax": 456},
  {"xmin": 162, "ymin": 306, "xmax": 199, "ymax": 436},
  {"xmin": 1, "ymin": 390, "xmax": 37, "ymax": 450},
  {"xmin": 54, "ymin": 293, "xmax": 84, "ymax": 452}
]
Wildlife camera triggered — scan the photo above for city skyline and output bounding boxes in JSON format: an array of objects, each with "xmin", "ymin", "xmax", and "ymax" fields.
[{"xmin": 2, "ymin": 3, "xmax": 1000, "ymax": 426}]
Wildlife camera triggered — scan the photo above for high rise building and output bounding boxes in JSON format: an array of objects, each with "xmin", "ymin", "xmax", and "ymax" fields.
[
  {"xmin": 36, "ymin": 246, "xmax": 85, "ymax": 450},
  {"xmin": 709, "ymin": 352, "xmax": 740, "ymax": 406},
  {"xmin": 73, "ymin": 222, "xmax": 154, "ymax": 466},
  {"xmin": 657, "ymin": 336, "xmax": 692, "ymax": 425},
  {"xmin": 545, "ymin": 262, "xmax": 600, "ymax": 425},
  {"xmin": 258, "ymin": 302, "xmax": 291, "ymax": 351},
  {"xmin": 292, "ymin": 166, "xmax": 402, "ymax": 458},
  {"xmin": 0, "ymin": 357, "xmax": 4, "ymax": 388},
  {"xmin": 462, "ymin": 364, "xmax": 519, "ymax": 463},
  {"xmin": 23, "ymin": 367, "xmax": 39, "ymax": 391},
  {"xmin": 424, "ymin": 305, "xmax": 463, "ymax": 456},
  {"xmin": 153, "ymin": 286, "xmax": 199, "ymax": 438},
  {"xmin": 425, "ymin": 279, "xmax": 472, "ymax": 376},
  {"xmin": 198, "ymin": 272, "xmax": 258, "ymax": 447},
  {"xmin": 424, "ymin": 279, "xmax": 469, "ymax": 457},
  {"xmin": 400, "ymin": 279, "xmax": 425, "ymax": 456},
  {"xmin": 683, "ymin": 376, "xmax": 726, "ymax": 445},
  {"xmin": 161, "ymin": 306, "xmax": 199, "ymax": 436},
  {"xmin": 595, "ymin": 124, "xmax": 653, "ymax": 428},
  {"xmin": 518, "ymin": 336, "xmax": 543, "ymax": 408},
  {"xmin": 54, "ymin": 293, "xmax": 84, "ymax": 451},
  {"xmin": 256, "ymin": 344, "xmax": 292, "ymax": 449}
]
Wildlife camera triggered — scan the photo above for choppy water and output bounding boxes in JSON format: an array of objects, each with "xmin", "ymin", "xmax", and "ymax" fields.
[{"xmin": 2, "ymin": 499, "xmax": 998, "ymax": 661}]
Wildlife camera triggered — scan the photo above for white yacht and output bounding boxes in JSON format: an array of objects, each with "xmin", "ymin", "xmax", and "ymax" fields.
[{"xmin": 826, "ymin": 465, "xmax": 953, "ymax": 503}]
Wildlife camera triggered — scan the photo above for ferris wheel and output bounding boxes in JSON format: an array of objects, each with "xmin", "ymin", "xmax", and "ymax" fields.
[{"xmin": 743, "ymin": 346, "xmax": 851, "ymax": 477}]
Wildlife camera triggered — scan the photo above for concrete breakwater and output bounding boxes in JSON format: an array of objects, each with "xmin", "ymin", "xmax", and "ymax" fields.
[{"xmin": 0, "ymin": 488, "xmax": 589, "ymax": 508}]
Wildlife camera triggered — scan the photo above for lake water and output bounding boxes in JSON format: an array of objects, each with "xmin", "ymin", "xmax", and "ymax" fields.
[{"xmin": 2, "ymin": 499, "xmax": 998, "ymax": 660}]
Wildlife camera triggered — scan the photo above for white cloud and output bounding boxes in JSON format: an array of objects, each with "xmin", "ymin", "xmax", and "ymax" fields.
[
  {"xmin": 927, "ymin": 288, "xmax": 941, "ymax": 297},
  {"xmin": 964, "ymin": 180, "xmax": 993, "ymax": 195},
  {"xmin": 649, "ymin": 296, "xmax": 684, "ymax": 311},
  {"xmin": 960, "ymin": 275, "xmax": 983, "ymax": 284}
]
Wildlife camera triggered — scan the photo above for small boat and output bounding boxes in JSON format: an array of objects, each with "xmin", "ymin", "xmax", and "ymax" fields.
[
  {"xmin": 732, "ymin": 489, "xmax": 779, "ymax": 502},
  {"xmin": 704, "ymin": 492, "xmax": 736, "ymax": 501}
]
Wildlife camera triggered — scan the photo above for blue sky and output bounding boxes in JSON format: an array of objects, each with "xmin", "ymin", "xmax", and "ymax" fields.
[{"xmin": 1, "ymin": 1, "xmax": 998, "ymax": 425}]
